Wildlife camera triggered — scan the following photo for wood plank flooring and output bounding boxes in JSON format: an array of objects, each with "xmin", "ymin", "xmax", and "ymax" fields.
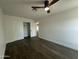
[
  {"xmin": 4, "ymin": 37, "xmax": 78, "ymax": 59},
  {"xmin": 4, "ymin": 38, "xmax": 48, "ymax": 59}
]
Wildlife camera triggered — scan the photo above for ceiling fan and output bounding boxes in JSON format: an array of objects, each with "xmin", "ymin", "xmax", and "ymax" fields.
[{"xmin": 32, "ymin": 0, "xmax": 59, "ymax": 13}]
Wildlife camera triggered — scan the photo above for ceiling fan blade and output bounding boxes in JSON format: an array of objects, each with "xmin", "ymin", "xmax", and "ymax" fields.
[
  {"xmin": 49, "ymin": 0, "xmax": 59, "ymax": 6},
  {"xmin": 32, "ymin": 6, "xmax": 44, "ymax": 8}
]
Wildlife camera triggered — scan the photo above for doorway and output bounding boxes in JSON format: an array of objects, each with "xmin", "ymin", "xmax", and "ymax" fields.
[
  {"xmin": 23, "ymin": 22, "xmax": 31, "ymax": 38},
  {"xmin": 36, "ymin": 22, "xmax": 39, "ymax": 37}
]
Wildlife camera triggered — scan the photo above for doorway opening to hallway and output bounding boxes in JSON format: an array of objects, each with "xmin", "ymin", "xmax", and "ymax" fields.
[{"xmin": 23, "ymin": 22, "xmax": 31, "ymax": 38}]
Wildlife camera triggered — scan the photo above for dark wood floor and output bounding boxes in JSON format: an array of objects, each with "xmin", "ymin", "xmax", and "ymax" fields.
[
  {"xmin": 4, "ymin": 38, "xmax": 48, "ymax": 59},
  {"xmin": 4, "ymin": 37, "xmax": 78, "ymax": 59}
]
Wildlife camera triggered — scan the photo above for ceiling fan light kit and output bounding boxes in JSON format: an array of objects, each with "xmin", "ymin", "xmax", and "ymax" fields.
[
  {"xmin": 31, "ymin": 0, "xmax": 59, "ymax": 13},
  {"xmin": 45, "ymin": 7, "xmax": 50, "ymax": 11}
]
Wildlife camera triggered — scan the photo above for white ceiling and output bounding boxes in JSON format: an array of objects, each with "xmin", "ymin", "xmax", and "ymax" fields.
[{"xmin": 0, "ymin": 0, "xmax": 78, "ymax": 20}]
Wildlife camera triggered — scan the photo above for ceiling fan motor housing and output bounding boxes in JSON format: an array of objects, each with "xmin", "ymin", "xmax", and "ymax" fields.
[{"xmin": 44, "ymin": 0, "xmax": 49, "ymax": 7}]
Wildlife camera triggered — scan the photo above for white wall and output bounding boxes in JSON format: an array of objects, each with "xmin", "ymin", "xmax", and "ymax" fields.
[
  {"xmin": 3, "ymin": 15, "xmax": 37, "ymax": 43},
  {"xmin": 38, "ymin": 7, "xmax": 78, "ymax": 50},
  {"xmin": 0, "ymin": 8, "xmax": 6, "ymax": 59}
]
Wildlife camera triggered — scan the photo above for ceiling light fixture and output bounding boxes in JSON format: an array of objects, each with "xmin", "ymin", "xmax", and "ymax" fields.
[{"xmin": 45, "ymin": 7, "xmax": 50, "ymax": 11}]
